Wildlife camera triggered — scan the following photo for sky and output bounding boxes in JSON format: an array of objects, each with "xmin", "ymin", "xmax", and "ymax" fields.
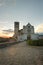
[{"xmin": 0, "ymin": 0, "xmax": 43, "ymax": 37}]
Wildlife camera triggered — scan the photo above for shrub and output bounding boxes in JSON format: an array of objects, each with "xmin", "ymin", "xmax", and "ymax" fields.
[{"xmin": 27, "ymin": 39, "xmax": 43, "ymax": 46}]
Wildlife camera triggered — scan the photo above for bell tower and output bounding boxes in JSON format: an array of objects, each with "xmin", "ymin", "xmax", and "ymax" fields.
[{"xmin": 14, "ymin": 22, "xmax": 19, "ymax": 39}]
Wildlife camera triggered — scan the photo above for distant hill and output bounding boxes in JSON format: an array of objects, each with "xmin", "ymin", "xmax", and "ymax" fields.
[{"xmin": 38, "ymin": 33, "xmax": 43, "ymax": 35}]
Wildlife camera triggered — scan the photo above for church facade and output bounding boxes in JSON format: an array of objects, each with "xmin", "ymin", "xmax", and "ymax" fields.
[
  {"xmin": 13, "ymin": 22, "xmax": 39, "ymax": 41},
  {"xmin": 14, "ymin": 22, "xmax": 38, "ymax": 41}
]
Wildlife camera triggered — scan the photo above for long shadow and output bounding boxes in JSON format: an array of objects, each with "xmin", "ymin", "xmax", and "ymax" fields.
[
  {"xmin": 0, "ymin": 40, "xmax": 26, "ymax": 49},
  {"xmin": 0, "ymin": 42, "xmax": 17, "ymax": 49},
  {"xmin": 0, "ymin": 41, "xmax": 23, "ymax": 49}
]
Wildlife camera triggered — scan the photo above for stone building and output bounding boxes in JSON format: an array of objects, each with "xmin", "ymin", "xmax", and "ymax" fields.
[
  {"xmin": 14, "ymin": 22, "xmax": 19, "ymax": 39},
  {"xmin": 14, "ymin": 22, "xmax": 35, "ymax": 41}
]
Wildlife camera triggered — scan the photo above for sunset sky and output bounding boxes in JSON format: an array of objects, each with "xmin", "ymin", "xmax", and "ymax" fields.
[{"xmin": 0, "ymin": 0, "xmax": 43, "ymax": 37}]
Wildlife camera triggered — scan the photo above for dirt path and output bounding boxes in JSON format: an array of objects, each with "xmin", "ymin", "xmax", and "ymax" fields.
[{"xmin": 0, "ymin": 41, "xmax": 43, "ymax": 65}]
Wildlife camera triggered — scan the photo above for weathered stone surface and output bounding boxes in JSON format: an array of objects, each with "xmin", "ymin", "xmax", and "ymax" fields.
[{"xmin": 0, "ymin": 41, "xmax": 43, "ymax": 65}]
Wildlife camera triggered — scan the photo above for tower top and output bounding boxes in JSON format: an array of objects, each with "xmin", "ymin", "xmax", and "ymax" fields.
[{"xmin": 14, "ymin": 21, "xmax": 19, "ymax": 23}]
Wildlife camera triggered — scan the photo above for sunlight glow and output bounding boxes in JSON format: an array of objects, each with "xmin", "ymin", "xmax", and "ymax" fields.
[
  {"xmin": 0, "ymin": 32, "xmax": 14, "ymax": 38},
  {"xmin": 35, "ymin": 24, "xmax": 43, "ymax": 33}
]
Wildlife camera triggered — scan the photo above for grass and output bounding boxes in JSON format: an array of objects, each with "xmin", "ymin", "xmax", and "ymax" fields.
[{"xmin": 27, "ymin": 39, "xmax": 43, "ymax": 46}]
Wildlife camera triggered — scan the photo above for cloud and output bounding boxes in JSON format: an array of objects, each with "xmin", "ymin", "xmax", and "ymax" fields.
[
  {"xmin": 35, "ymin": 23, "xmax": 43, "ymax": 33},
  {"xmin": 0, "ymin": 0, "xmax": 16, "ymax": 7},
  {"xmin": 0, "ymin": 29, "xmax": 14, "ymax": 37},
  {"xmin": 0, "ymin": 0, "xmax": 5, "ymax": 7},
  {"xmin": 0, "ymin": 3, "xmax": 4, "ymax": 6},
  {"xmin": 3, "ymin": 29, "xmax": 14, "ymax": 34}
]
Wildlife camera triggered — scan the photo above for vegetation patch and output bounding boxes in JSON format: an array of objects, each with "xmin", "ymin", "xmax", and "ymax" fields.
[{"xmin": 27, "ymin": 39, "xmax": 43, "ymax": 46}]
